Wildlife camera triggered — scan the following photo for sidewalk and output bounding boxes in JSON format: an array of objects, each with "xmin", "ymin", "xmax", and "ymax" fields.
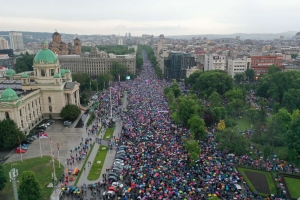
[{"xmin": 75, "ymin": 92, "xmax": 127, "ymax": 186}]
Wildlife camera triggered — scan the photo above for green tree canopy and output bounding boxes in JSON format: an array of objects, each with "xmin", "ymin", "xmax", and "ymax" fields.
[
  {"xmin": 286, "ymin": 115, "xmax": 300, "ymax": 155},
  {"xmin": 245, "ymin": 68, "xmax": 255, "ymax": 81},
  {"xmin": 216, "ymin": 128, "xmax": 249, "ymax": 155},
  {"xmin": 72, "ymin": 72, "xmax": 91, "ymax": 92},
  {"xmin": 234, "ymin": 73, "xmax": 245, "ymax": 84},
  {"xmin": 18, "ymin": 171, "xmax": 42, "ymax": 200},
  {"xmin": 211, "ymin": 107, "xmax": 227, "ymax": 122},
  {"xmin": 208, "ymin": 91, "xmax": 222, "ymax": 107},
  {"xmin": 268, "ymin": 64, "xmax": 282, "ymax": 75},
  {"xmin": 60, "ymin": 104, "xmax": 81, "ymax": 121},
  {"xmin": 0, "ymin": 119, "xmax": 25, "ymax": 148},
  {"xmin": 15, "ymin": 52, "xmax": 34, "ymax": 73},
  {"xmin": 188, "ymin": 116, "xmax": 207, "ymax": 140},
  {"xmin": 192, "ymin": 70, "xmax": 233, "ymax": 97},
  {"xmin": 225, "ymin": 88, "xmax": 244, "ymax": 101},
  {"xmin": 97, "ymin": 73, "xmax": 113, "ymax": 90}
]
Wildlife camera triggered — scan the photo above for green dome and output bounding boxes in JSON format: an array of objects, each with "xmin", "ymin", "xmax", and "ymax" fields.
[
  {"xmin": 0, "ymin": 88, "xmax": 19, "ymax": 102},
  {"xmin": 33, "ymin": 48, "xmax": 58, "ymax": 64},
  {"xmin": 65, "ymin": 69, "xmax": 71, "ymax": 73},
  {"xmin": 5, "ymin": 69, "xmax": 16, "ymax": 77},
  {"xmin": 21, "ymin": 73, "xmax": 29, "ymax": 78},
  {"xmin": 60, "ymin": 69, "xmax": 65, "ymax": 76},
  {"xmin": 54, "ymin": 73, "xmax": 61, "ymax": 78}
]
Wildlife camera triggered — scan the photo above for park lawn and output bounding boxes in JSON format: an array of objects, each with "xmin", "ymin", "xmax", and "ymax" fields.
[
  {"xmin": 284, "ymin": 177, "xmax": 300, "ymax": 199},
  {"xmin": 235, "ymin": 116, "xmax": 252, "ymax": 131},
  {"xmin": 0, "ymin": 156, "xmax": 63, "ymax": 200},
  {"xmin": 74, "ymin": 143, "xmax": 95, "ymax": 186},
  {"xmin": 87, "ymin": 145, "xmax": 108, "ymax": 180},
  {"xmin": 103, "ymin": 128, "xmax": 114, "ymax": 140},
  {"xmin": 237, "ymin": 167, "xmax": 277, "ymax": 197}
]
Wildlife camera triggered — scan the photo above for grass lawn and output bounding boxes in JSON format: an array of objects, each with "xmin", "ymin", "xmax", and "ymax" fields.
[
  {"xmin": 103, "ymin": 128, "xmax": 114, "ymax": 140},
  {"xmin": 74, "ymin": 143, "xmax": 95, "ymax": 186},
  {"xmin": 0, "ymin": 156, "xmax": 63, "ymax": 200},
  {"xmin": 284, "ymin": 177, "xmax": 300, "ymax": 199},
  {"xmin": 87, "ymin": 145, "xmax": 108, "ymax": 180},
  {"xmin": 235, "ymin": 116, "xmax": 252, "ymax": 131},
  {"xmin": 237, "ymin": 167, "xmax": 277, "ymax": 196}
]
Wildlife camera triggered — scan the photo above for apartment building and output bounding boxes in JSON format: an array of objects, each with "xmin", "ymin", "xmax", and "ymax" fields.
[
  {"xmin": 250, "ymin": 55, "xmax": 284, "ymax": 76},
  {"xmin": 204, "ymin": 54, "xmax": 226, "ymax": 71}
]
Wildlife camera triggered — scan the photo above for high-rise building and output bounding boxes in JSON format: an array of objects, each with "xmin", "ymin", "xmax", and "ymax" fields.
[
  {"xmin": 9, "ymin": 31, "xmax": 24, "ymax": 51},
  {"xmin": 0, "ymin": 37, "xmax": 9, "ymax": 49},
  {"xmin": 204, "ymin": 54, "xmax": 227, "ymax": 71},
  {"xmin": 128, "ymin": 33, "xmax": 131, "ymax": 37}
]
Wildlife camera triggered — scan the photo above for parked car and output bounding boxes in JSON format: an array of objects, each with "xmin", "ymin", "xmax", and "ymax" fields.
[
  {"xmin": 112, "ymin": 182, "xmax": 124, "ymax": 189},
  {"xmin": 113, "ymin": 161, "xmax": 124, "ymax": 166},
  {"xmin": 38, "ymin": 126, "xmax": 46, "ymax": 130},
  {"xmin": 36, "ymin": 129, "xmax": 45, "ymax": 133},
  {"xmin": 15, "ymin": 148, "xmax": 26, "ymax": 154},
  {"xmin": 42, "ymin": 123, "xmax": 50, "ymax": 126},
  {"xmin": 64, "ymin": 121, "xmax": 72, "ymax": 127},
  {"xmin": 108, "ymin": 176, "xmax": 118, "ymax": 182},
  {"xmin": 21, "ymin": 145, "xmax": 28, "ymax": 150},
  {"xmin": 114, "ymin": 159, "xmax": 124, "ymax": 163},
  {"xmin": 47, "ymin": 119, "xmax": 56, "ymax": 124}
]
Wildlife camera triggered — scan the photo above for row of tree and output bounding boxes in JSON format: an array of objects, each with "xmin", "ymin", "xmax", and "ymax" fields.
[
  {"xmin": 81, "ymin": 45, "xmax": 135, "ymax": 55},
  {"xmin": 15, "ymin": 52, "xmax": 34, "ymax": 73},
  {"xmin": 139, "ymin": 45, "xmax": 163, "ymax": 79}
]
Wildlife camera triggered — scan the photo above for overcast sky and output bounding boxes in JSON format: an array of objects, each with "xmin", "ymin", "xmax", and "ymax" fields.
[{"xmin": 1, "ymin": 0, "xmax": 299, "ymax": 36}]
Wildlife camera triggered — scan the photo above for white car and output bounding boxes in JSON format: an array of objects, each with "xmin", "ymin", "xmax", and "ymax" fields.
[
  {"xmin": 113, "ymin": 161, "xmax": 124, "ymax": 166},
  {"xmin": 112, "ymin": 182, "xmax": 123, "ymax": 189},
  {"xmin": 114, "ymin": 159, "xmax": 124, "ymax": 163}
]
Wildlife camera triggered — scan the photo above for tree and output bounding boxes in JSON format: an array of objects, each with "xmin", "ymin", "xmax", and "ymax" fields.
[
  {"xmin": 245, "ymin": 68, "xmax": 255, "ymax": 81},
  {"xmin": 72, "ymin": 72, "xmax": 91, "ymax": 92},
  {"xmin": 177, "ymin": 97, "xmax": 197, "ymax": 126},
  {"xmin": 80, "ymin": 92, "xmax": 89, "ymax": 106},
  {"xmin": 15, "ymin": 52, "xmax": 35, "ymax": 73},
  {"xmin": 0, "ymin": 119, "xmax": 25, "ymax": 148},
  {"xmin": 110, "ymin": 62, "xmax": 128, "ymax": 81},
  {"xmin": 166, "ymin": 91, "xmax": 175, "ymax": 103},
  {"xmin": 234, "ymin": 73, "xmax": 245, "ymax": 84},
  {"xmin": 291, "ymin": 53, "xmax": 298, "ymax": 59},
  {"xmin": 217, "ymin": 120, "xmax": 226, "ymax": 131},
  {"xmin": 18, "ymin": 171, "xmax": 42, "ymax": 200},
  {"xmin": 226, "ymin": 99, "xmax": 245, "ymax": 117},
  {"xmin": 208, "ymin": 92, "xmax": 222, "ymax": 107},
  {"xmin": 97, "ymin": 73, "xmax": 113, "ymax": 90},
  {"xmin": 263, "ymin": 144, "xmax": 272, "ymax": 157},
  {"xmin": 285, "ymin": 115, "xmax": 300, "ymax": 155},
  {"xmin": 216, "ymin": 128, "xmax": 248, "ymax": 155},
  {"xmin": 193, "ymin": 70, "xmax": 233, "ymax": 96},
  {"xmin": 247, "ymin": 108, "xmax": 259, "ymax": 122},
  {"xmin": 188, "ymin": 116, "xmax": 207, "ymax": 140},
  {"xmin": 60, "ymin": 105, "xmax": 81, "ymax": 121},
  {"xmin": 283, "ymin": 89, "xmax": 300, "ymax": 112},
  {"xmin": 211, "ymin": 107, "xmax": 227, "ymax": 122},
  {"xmin": 268, "ymin": 64, "xmax": 282, "ymax": 75},
  {"xmin": 163, "ymin": 87, "xmax": 171, "ymax": 96},
  {"xmin": 225, "ymin": 88, "xmax": 244, "ymax": 101},
  {"xmin": 0, "ymin": 165, "xmax": 7, "ymax": 191}
]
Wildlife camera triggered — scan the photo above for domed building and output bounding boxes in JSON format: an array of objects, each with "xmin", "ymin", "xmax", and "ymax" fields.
[
  {"xmin": 0, "ymin": 42, "xmax": 80, "ymax": 134},
  {"xmin": 295, "ymin": 32, "xmax": 300, "ymax": 42}
]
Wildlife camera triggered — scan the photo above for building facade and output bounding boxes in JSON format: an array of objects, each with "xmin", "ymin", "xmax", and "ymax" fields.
[
  {"xmin": 204, "ymin": 54, "xmax": 227, "ymax": 71},
  {"xmin": 0, "ymin": 42, "xmax": 80, "ymax": 134},
  {"xmin": 0, "ymin": 37, "xmax": 9, "ymax": 50},
  {"xmin": 49, "ymin": 31, "xmax": 82, "ymax": 55},
  {"xmin": 250, "ymin": 55, "xmax": 284, "ymax": 76},
  {"xmin": 227, "ymin": 58, "xmax": 250, "ymax": 78},
  {"xmin": 9, "ymin": 31, "xmax": 24, "ymax": 51},
  {"xmin": 164, "ymin": 51, "xmax": 196, "ymax": 80},
  {"xmin": 58, "ymin": 47, "xmax": 136, "ymax": 77}
]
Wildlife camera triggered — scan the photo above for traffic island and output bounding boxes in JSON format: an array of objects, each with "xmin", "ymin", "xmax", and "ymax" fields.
[
  {"xmin": 87, "ymin": 145, "xmax": 108, "ymax": 181},
  {"xmin": 237, "ymin": 167, "xmax": 277, "ymax": 197},
  {"xmin": 0, "ymin": 156, "xmax": 63, "ymax": 200},
  {"xmin": 103, "ymin": 128, "xmax": 114, "ymax": 140}
]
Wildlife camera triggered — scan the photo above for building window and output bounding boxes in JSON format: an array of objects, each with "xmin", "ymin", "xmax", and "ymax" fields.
[
  {"xmin": 5, "ymin": 112, "xmax": 9, "ymax": 119},
  {"xmin": 51, "ymin": 69, "xmax": 55, "ymax": 76},
  {"xmin": 20, "ymin": 110, "xmax": 22, "ymax": 116},
  {"xmin": 48, "ymin": 97, "xmax": 51, "ymax": 103},
  {"xmin": 41, "ymin": 70, "xmax": 46, "ymax": 77},
  {"xmin": 49, "ymin": 106, "xmax": 52, "ymax": 112}
]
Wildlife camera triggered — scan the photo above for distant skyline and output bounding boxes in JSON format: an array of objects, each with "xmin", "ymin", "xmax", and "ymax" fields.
[{"xmin": 1, "ymin": 0, "xmax": 300, "ymax": 36}]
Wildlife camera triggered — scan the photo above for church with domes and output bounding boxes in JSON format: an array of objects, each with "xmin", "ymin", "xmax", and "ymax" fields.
[
  {"xmin": 0, "ymin": 41, "xmax": 80, "ymax": 134},
  {"xmin": 48, "ymin": 31, "xmax": 81, "ymax": 55}
]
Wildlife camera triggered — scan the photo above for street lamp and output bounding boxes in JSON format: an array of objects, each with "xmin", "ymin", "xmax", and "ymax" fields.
[{"xmin": 9, "ymin": 168, "xmax": 19, "ymax": 200}]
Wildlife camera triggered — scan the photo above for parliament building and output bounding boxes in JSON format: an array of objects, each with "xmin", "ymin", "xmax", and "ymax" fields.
[{"xmin": 0, "ymin": 42, "xmax": 80, "ymax": 134}]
